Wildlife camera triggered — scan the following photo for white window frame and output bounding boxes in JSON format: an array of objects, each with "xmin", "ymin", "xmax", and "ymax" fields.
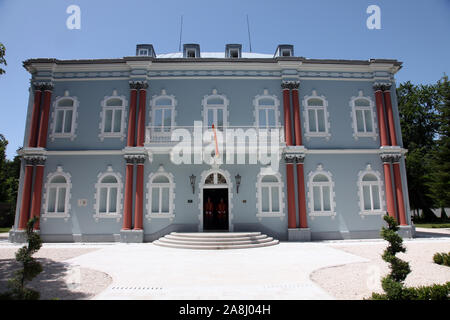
[
  {"xmin": 307, "ymin": 164, "xmax": 336, "ymax": 218},
  {"xmin": 93, "ymin": 166, "xmax": 123, "ymax": 222},
  {"xmin": 138, "ymin": 48, "xmax": 149, "ymax": 56},
  {"xmin": 98, "ymin": 91, "xmax": 128, "ymax": 141},
  {"xmin": 202, "ymin": 89, "xmax": 229, "ymax": 131},
  {"xmin": 145, "ymin": 166, "xmax": 175, "ymax": 221},
  {"xmin": 50, "ymin": 91, "xmax": 79, "ymax": 141},
  {"xmin": 255, "ymin": 169, "xmax": 285, "ymax": 221},
  {"xmin": 357, "ymin": 164, "xmax": 385, "ymax": 217},
  {"xmin": 253, "ymin": 89, "xmax": 280, "ymax": 129},
  {"xmin": 302, "ymin": 90, "xmax": 331, "ymax": 140},
  {"xmin": 350, "ymin": 91, "xmax": 378, "ymax": 140},
  {"xmin": 42, "ymin": 166, "xmax": 71, "ymax": 221},
  {"xmin": 149, "ymin": 90, "xmax": 177, "ymax": 141}
]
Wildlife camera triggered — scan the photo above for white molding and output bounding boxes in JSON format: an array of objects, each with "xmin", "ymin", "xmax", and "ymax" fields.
[
  {"xmin": 93, "ymin": 165, "xmax": 123, "ymax": 222},
  {"xmin": 198, "ymin": 167, "xmax": 234, "ymax": 231},
  {"xmin": 98, "ymin": 92, "xmax": 128, "ymax": 141},
  {"xmin": 201, "ymin": 89, "xmax": 229, "ymax": 129},
  {"xmin": 42, "ymin": 166, "xmax": 71, "ymax": 221},
  {"xmin": 307, "ymin": 164, "xmax": 336, "ymax": 218},
  {"xmin": 357, "ymin": 164, "xmax": 386, "ymax": 217},
  {"xmin": 145, "ymin": 165, "xmax": 176, "ymax": 221},
  {"xmin": 255, "ymin": 168, "xmax": 285, "ymax": 221},
  {"xmin": 349, "ymin": 90, "xmax": 378, "ymax": 140},
  {"xmin": 49, "ymin": 93, "xmax": 79, "ymax": 141},
  {"xmin": 302, "ymin": 90, "xmax": 331, "ymax": 140},
  {"xmin": 252, "ymin": 89, "xmax": 281, "ymax": 129}
]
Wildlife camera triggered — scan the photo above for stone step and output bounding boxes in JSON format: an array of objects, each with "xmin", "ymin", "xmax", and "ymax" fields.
[
  {"xmin": 164, "ymin": 234, "xmax": 268, "ymax": 242},
  {"xmin": 159, "ymin": 236, "xmax": 274, "ymax": 246},
  {"xmin": 153, "ymin": 239, "xmax": 279, "ymax": 250},
  {"xmin": 171, "ymin": 232, "xmax": 262, "ymax": 238},
  {"xmin": 153, "ymin": 232, "xmax": 279, "ymax": 250}
]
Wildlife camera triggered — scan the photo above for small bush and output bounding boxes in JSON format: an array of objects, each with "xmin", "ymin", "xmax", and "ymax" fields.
[{"xmin": 433, "ymin": 252, "xmax": 450, "ymax": 266}]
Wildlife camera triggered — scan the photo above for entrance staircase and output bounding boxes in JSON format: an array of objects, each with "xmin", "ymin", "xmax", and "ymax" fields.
[{"xmin": 153, "ymin": 232, "xmax": 279, "ymax": 250}]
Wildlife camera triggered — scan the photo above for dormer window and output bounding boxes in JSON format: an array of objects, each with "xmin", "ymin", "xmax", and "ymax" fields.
[
  {"xmin": 187, "ymin": 50, "xmax": 196, "ymax": 58},
  {"xmin": 230, "ymin": 50, "xmax": 239, "ymax": 58},
  {"xmin": 183, "ymin": 44, "xmax": 200, "ymax": 58},
  {"xmin": 135, "ymin": 44, "xmax": 156, "ymax": 57},
  {"xmin": 225, "ymin": 44, "xmax": 242, "ymax": 58},
  {"xmin": 274, "ymin": 44, "xmax": 294, "ymax": 58},
  {"xmin": 138, "ymin": 48, "xmax": 149, "ymax": 56},
  {"xmin": 281, "ymin": 50, "xmax": 291, "ymax": 57}
]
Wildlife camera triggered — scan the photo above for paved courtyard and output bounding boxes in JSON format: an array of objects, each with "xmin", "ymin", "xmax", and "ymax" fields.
[{"xmin": 0, "ymin": 228, "xmax": 449, "ymax": 300}]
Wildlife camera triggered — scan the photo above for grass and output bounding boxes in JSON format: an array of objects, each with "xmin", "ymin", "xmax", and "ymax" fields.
[
  {"xmin": 0, "ymin": 227, "xmax": 11, "ymax": 233},
  {"xmin": 414, "ymin": 222, "xmax": 450, "ymax": 228}
]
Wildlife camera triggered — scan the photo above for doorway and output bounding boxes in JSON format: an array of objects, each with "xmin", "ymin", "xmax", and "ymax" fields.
[{"xmin": 203, "ymin": 188, "xmax": 229, "ymax": 231}]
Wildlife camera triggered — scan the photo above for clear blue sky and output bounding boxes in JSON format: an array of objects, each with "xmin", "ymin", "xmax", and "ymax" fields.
[{"xmin": 0, "ymin": 0, "xmax": 449, "ymax": 159}]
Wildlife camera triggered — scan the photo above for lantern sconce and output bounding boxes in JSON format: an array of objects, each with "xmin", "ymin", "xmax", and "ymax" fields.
[
  {"xmin": 189, "ymin": 174, "xmax": 196, "ymax": 194},
  {"xmin": 235, "ymin": 174, "xmax": 241, "ymax": 194}
]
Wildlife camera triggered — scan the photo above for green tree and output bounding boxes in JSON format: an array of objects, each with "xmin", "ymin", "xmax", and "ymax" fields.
[
  {"xmin": 0, "ymin": 135, "xmax": 20, "ymax": 227},
  {"xmin": 397, "ymin": 79, "xmax": 446, "ymax": 220},
  {"xmin": 427, "ymin": 76, "xmax": 450, "ymax": 214},
  {"xmin": 0, "ymin": 42, "xmax": 6, "ymax": 75}
]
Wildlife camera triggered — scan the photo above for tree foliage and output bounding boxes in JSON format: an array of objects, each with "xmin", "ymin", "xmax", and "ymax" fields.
[
  {"xmin": 0, "ymin": 42, "xmax": 6, "ymax": 75},
  {"xmin": 0, "ymin": 134, "xmax": 20, "ymax": 227}
]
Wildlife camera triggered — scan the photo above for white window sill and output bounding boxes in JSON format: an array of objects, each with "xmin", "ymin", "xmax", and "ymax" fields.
[
  {"xmin": 360, "ymin": 210, "xmax": 385, "ymax": 217},
  {"xmin": 309, "ymin": 211, "xmax": 336, "ymax": 219},
  {"xmin": 50, "ymin": 134, "xmax": 76, "ymax": 141},
  {"xmin": 305, "ymin": 133, "xmax": 331, "ymax": 140},
  {"xmin": 93, "ymin": 213, "xmax": 122, "ymax": 222},
  {"xmin": 41, "ymin": 213, "xmax": 70, "ymax": 221},
  {"xmin": 354, "ymin": 133, "xmax": 378, "ymax": 140},
  {"xmin": 256, "ymin": 212, "xmax": 285, "ymax": 221},
  {"xmin": 99, "ymin": 133, "xmax": 125, "ymax": 141},
  {"xmin": 145, "ymin": 214, "xmax": 175, "ymax": 221}
]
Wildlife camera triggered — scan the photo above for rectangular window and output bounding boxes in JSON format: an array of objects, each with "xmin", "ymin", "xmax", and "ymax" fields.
[{"xmin": 103, "ymin": 108, "xmax": 123, "ymax": 134}]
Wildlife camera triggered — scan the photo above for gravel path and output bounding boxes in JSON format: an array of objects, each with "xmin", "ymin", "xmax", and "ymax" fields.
[
  {"xmin": 0, "ymin": 247, "xmax": 112, "ymax": 300},
  {"xmin": 310, "ymin": 240, "xmax": 450, "ymax": 300}
]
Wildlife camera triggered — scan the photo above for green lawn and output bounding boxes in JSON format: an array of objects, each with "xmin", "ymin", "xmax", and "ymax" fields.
[
  {"xmin": 414, "ymin": 222, "xmax": 450, "ymax": 228},
  {"xmin": 0, "ymin": 227, "xmax": 10, "ymax": 233}
]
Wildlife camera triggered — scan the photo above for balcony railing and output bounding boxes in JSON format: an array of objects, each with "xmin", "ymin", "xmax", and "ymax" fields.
[{"xmin": 145, "ymin": 125, "xmax": 285, "ymax": 144}]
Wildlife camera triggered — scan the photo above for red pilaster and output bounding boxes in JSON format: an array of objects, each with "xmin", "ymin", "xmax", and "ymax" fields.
[
  {"xmin": 127, "ymin": 89, "xmax": 138, "ymax": 147},
  {"xmin": 37, "ymin": 89, "xmax": 53, "ymax": 148},
  {"xmin": 383, "ymin": 89, "xmax": 398, "ymax": 146},
  {"xmin": 134, "ymin": 163, "xmax": 144, "ymax": 230},
  {"xmin": 383, "ymin": 162, "xmax": 397, "ymax": 219},
  {"xmin": 292, "ymin": 88, "xmax": 302, "ymax": 146},
  {"xmin": 122, "ymin": 163, "xmax": 134, "ymax": 230},
  {"xmin": 18, "ymin": 165, "xmax": 34, "ymax": 230},
  {"xmin": 30, "ymin": 164, "xmax": 44, "ymax": 230},
  {"xmin": 374, "ymin": 88, "xmax": 389, "ymax": 146},
  {"xmin": 393, "ymin": 162, "xmax": 407, "ymax": 226},
  {"xmin": 136, "ymin": 87, "xmax": 147, "ymax": 147},
  {"xmin": 28, "ymin": 89, "xmax": 42, "ymax": 147},
  {"xmin": 286, "ymin": 164, "xmax": 297, "ymax": 229},
  {"xmin": 282, "ymin": 87, "xmax": 293, "ymax": 146},
  {"xmin": 296, "ymin": 163, "xmax": 308, "ymax": 228}
]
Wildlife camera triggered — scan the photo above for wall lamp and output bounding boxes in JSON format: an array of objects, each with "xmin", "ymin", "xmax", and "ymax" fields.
[
  {"xmin": 189, "ymin": 174, "xmax": 196, "ymax": 194},
  {"xmin": 235, "ymin": 174, "xmax": 241, "ymax": 194}
]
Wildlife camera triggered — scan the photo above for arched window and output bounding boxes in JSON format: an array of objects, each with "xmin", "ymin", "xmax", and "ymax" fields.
[
  {"xmin": 94, "ymin": 166, "xmax": 123, "ymax": 221},
  {"xmin": 146, "ymin": 167, "xmax": 175, "ymax": 220},
  {"xmin": 256, "ymin": 170, "xmax": 284, "ymax": 220},
  {"xmin": 253, "ymin": 90, "xmax": 280, "ymax": 129},
  {"xmin": 99, "ymin": 91, "xmax": 127, "ymax": 141},
  {"xmin": 202, "ymin": 89, "xmax": 229, "ymax": 131},
  {"xmin": 42, "ymin": 166, "xmax": 71, "ymax": 220},
  {"xmin": 50, "ymin": 92, "xmax": 79, "ymax": 141},
  {"xmin": 149, "ymin": 90, "xmax": 176, "ymax": 141},
  {"xmin": 350, "ymin": 91, "xmax": 377, "ymax": 140},
  {"xmin": 357, "ymin": 165, "xmax": 384, "ymax": 216},
  {"xmin": 307, "ymin": 165, "xmax": 336, "ymax": 217},
  {"xmin": 205, "ymin": 172, "xmax": 227, "ymax": 185},
  {"xmin": 303, "ymin": 90, "xmax": 331, "ymax": 140}
]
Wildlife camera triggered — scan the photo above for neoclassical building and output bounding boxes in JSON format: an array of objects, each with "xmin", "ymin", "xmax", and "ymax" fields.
[{"xmin": 9, "ymin": 43, "xmax": 414, "ymax": 242}]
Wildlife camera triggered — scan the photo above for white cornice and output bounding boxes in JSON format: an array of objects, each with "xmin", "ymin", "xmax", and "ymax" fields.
[{"xmin": 126, "ymin": 60, "xmax": 152, "ymax": 70}]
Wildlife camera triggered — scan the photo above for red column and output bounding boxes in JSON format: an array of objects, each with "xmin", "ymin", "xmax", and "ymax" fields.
[
  {"xmin": 127, "ymin": 88, "xmax": 138, "ymax": 147},
  {"xmin": 122, "ymin": 162, "xmax": 134, "ymax": 230},
  {"xmin": 292, "ymin": 88, "xmax": 302, "ymax": 146},
  {"xmin": 286, "ymin": 163, "xmax": 297, "ymax": 229},
  {"xmin": 18, "ymin": 164, "xmax": 34, "ymax": 230},
  {"xmin": 393, "ymin": 162, "xmax": 407, "ymax": 226},
  {"xmin": 28, "ymin": 88, "xmax": 42, "ymax": 147},
  {"xmin": 383, "ymin": 89, "xmax": 398, "ymax": 146},
  {"xmin": 134, "ymin": 162, "xmax": 144, "ymax": 230},
  {"xmin": 37, "ymin": 88, "xmax": 53, "ymax": 148},
  {"xmin": 382, "ymin": 161, "xmax": 397, "ymax": 220},
  {"xmin": 136, "ymin": 85, "xmax": 148, "ymax": 147},
  {"xmin": 282, "ymin": 86, "xmax": 293, "ymax": 146},
  {"xmin": 30, "ymin": 164, "xmax": 45, "ymax": 230},
  {"xmin": 374, "ymin": 87, "xmax": 389, "ymax": 146},
  {"xmin": 296, "ymin": 162, "xmax": 308, "ymax": 228}
]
